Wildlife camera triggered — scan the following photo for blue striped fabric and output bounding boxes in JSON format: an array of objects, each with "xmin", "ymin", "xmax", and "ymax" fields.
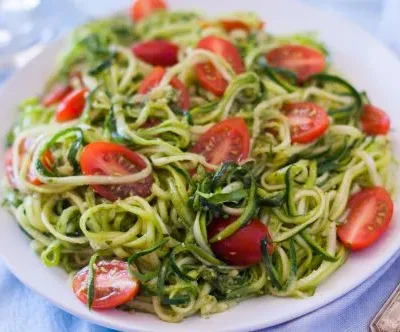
[{"xmin": 0, "ymin": 252, "xmax": 399, "ymax": 332}]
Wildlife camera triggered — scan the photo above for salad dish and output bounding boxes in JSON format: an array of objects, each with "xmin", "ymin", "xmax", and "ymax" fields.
[{"xmin": 2, "ymin": 0, "xmax": 396, "ymax": 324}]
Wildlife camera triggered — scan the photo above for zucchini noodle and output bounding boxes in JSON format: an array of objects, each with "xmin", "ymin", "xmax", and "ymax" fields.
[{"xmin": 2, "ymin": 6, "xmax": 396, "ymax": 324}]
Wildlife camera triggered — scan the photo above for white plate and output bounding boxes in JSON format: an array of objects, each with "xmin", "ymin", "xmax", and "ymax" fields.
[{"xmin": 0, "ymin": 0, "xmax": 400, "ymax": 331}]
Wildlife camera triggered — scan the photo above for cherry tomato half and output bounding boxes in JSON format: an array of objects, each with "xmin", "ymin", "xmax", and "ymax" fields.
[
  {"xmin": 73, "ymin": 260, "xmax": 140, "ymax": 309},
  {"xmin": 220, "ymin": 19, "xmax": 264, "ymax": 32},
  {"xmin": 80, "ymin": 142, "xmax": 153, "ymax": 201},
  {"xmin": 56, "ymin": 88, "xmax": 88, "ymax": 123},
  {"xmin": 191, "ymin": 117, "xmax": 250, "ymax": 165},
  {"xmin": 282, "ymin": 102, "xmax": 329, "ymax": 144},
  {"xmin": 132, "ymin": 40, "xmax": 179, "ymax": 67},
  {"xmin": 195, "ymin": 36, "xmax": 245, "ymax": 96},
  {"xmin": 138, "ymin": 67, "xmax": 190, "ymax": 110},
  {"xmin": 208, "ymin": 217, "xmax": 274, "ymax": 266},
  {"xmin": 42, "ymin": 84, "xmax": 73, "ymax": 107},
  {"xmin": 360, "ymin": 104, "xmax": 390, "ymax": 136},
  {"xmin": 130, "ymin": 0, "xmax": 167, "ymax": 22},
  {"xmin": 266, "ymin": 45, "xmax": 326, "ymax": 82},
  {"xmin": 4, "ymin": 148, "xmax": 16, "ymax": 188},
  {"xmin": 337, "ymin": 187, "xmax": 393, "ymax": 251},
  {"xmin": 4, "ymin": 140, "xmax": 53, "ymax": 188},
  {"xmin": 27, "ymin": 149, "xmax": 54, "ymax": 186}
]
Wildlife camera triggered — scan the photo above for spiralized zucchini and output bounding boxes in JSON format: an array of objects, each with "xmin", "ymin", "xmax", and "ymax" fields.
[{"xmin": 2, "ymin": 7, "xmax": 396, "ymax": 323}]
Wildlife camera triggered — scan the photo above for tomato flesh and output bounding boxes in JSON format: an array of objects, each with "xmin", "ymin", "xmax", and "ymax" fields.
[
  {"xmin": 130, "ymin": 0, "xmax": 167, "ymax": 21},
  {"xmin": 220, "ymin": 19, "xmax": 251, "ymax": 32},
  {"xmin": 208, "ymin": 217, "xmax": 274, "ymax": 266},
  {"xmin": 23, "ymin": 138, "xmax": 54, "ymax": 185},
  {"xmin": 195, "ymin": 36, "xmax": 245, "ymax": 96},
  {"xmin": 138, "ymin": 67, "xmax": 190, "ymax": 110},
  {"xmin": 80, "ymin": 142, "xmax": 153, "ymax": 201},
  {"xmin": 266, "ymin": 45, "xmax": 326, "ymax": 82},
  {"xmin": 73, "ymin": 260, "xmax": 139, "ymax": 309},
  {"xmin": 282, "ymin": 102, "xmax": 329, "ymax": 144},
  {"xmin": 132, "ymin": 40, "xmax": 179, "ymax": 67},
  {"xmin": 360, "ymin": 104, "xmax": 390, "ymax": 136},
  {"xmin": 4, "ymin": 140, "xmax": 53, "ymax": 188},
  {"xmin": 42, "ymin": 84, "xmax": 73, "ymax": 107},
  {"xmin": 337, "ymin": 187, "xmax": 393, "ymax": 251},
  {"xmin": 27, "ymin": 149, "xmax": 54, "ymax": 186},
  {"xmin": 220, "ymin": 20, "xmax": 264, "ymax": 32},
  {"xmin": 138, "ymin": 67, "xmax": 165, "ymax": 94},
  {"xmin": 191, "ymin": 117, "xmax": 250, "ymax": 165},
  {"xmin": 4, "ymin": 148, "xmax": 16, "ymax": 188},
  {"xmin": 195, "ymin": 63, "xmax": 227, "ymax": 97},
  {"xmin": 56, "ymin": 88, "xmax": 88, "ymax": 123},
  {"xmin": 197, "ymin": 36, "xmax": 245, "ymax": 75}
]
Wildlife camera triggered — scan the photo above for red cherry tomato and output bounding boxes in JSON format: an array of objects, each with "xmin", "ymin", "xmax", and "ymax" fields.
[
  {"xmin": 138, "ymin": 67, "xmax": 190, "ymax": 110},
  {"xmin": 132, "ymin": 40, "xmax": 179, "ymax": 67},
  {"xmin": 138, "ymin": 67, "xmax": 165, "ymax": 94},
  {"xmin": 191, "ymin": 117, "xmax": 250, "ymax": 165},
  {"xmin": 195, "ymin": 63, "xmax": 227, "ymax": 97},
  {"xmin": 337, "ymin": 187, "xmax": 393, "ymax": 251},
  {"xmin": 195, "ymin": 36, "xmax": 245, "ymax": 96},
  {"xmin": 4, "ymin": 140, "xmax": 54, "ymax": 188},
  {"xmin": 220, "ymin": 20, "xmax": 252, "ymax": 32},
  {"xmin": 220, "ymin": 20, "xmax": 264, "ymax": 32},
  {"xmin": 266, "ymin": 45, "xmax": 326, "ymax": 82},
  {"xmin": 130, "ymin": 0, "xmax": 167, "ymax": 22},
  {"xmin": 200, "ymin": 20, "xmax": 264, "ymax": 32},
  {"xmin": 73, "ymin": 260, "xmax": 140, "ymax": 309},
  {"xmin": 42, "ymin": 84, "xmax": 73, "ymax": 107},
  {"xmin": 80, "ymin": 142, "xmax": 153, "ymax": 201},
  {"xmin": 56, "ymin": 88, "xmax": 88, "ymax": 123},
  {"xmin": 282, "ymin": 102, "xmax": 329, "ymax": 144},
  {"xmin": 360, "ymin": 104, "xmax": 390, "ymax": 136},
  {"xmin": 27, "ymin": 149, "xmax": 54, "ymax": 186},
  {"xmin": 208, "ymin": 217, "xmax": 274, "ymax": 266},
  {"xmin": 4, "ymin": 148, "xmax": 16, "ymax": 188},
  {"xmin": 197, "ymin": 36, "xmax": 245, "ymax": 74}
]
